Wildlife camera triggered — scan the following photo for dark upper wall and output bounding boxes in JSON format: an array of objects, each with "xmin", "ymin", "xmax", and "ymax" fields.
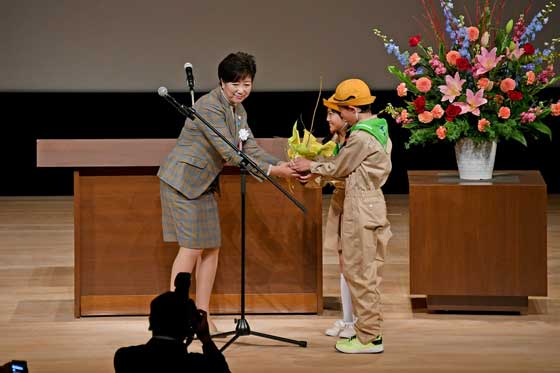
[
  {"xmin": 1, "ymin": 0, "xmax": 559, "ymax": 92},
  {"xmin": 1, "ymin": 89, "xmax": 558, "ymax": 196}
]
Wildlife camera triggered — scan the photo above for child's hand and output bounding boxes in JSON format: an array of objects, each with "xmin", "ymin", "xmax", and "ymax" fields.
[
  {"xmin": 297, "ymin": 173, "xmax": 315, "ymax": 183},
  {"xmin": 290, "ymin": 158, "xmax": 312, "ymax": 173}
]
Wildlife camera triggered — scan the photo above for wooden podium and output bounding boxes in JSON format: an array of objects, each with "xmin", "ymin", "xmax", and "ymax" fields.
[
  {"xmin": 408, "ymin": 170, "xmax": 547, "ymax": 312},
  {"xmin": 37, "ymin": 139, "xmax": 322, "ymax": 317}
]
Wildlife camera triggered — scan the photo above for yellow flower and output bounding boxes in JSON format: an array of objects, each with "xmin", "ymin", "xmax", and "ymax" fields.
[{"xmin": 287, "ymin": 122, "xmax": 336, "ymax": 160}]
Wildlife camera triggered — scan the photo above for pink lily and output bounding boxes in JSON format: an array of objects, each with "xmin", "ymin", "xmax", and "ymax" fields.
[
  {"xmin": 506, "ymin": 43, "xmax": 524, "ymax": 60},
  {"xmin": 456, "ymin": 89, "xmax": 488, "ymax": 116},
  {"xmin": 438, "ymin": 72, "xmax": 466, "ymax": 103},
  {"xmin": 474, "ymin": 47, "xmax": 504, "ymax": 75}
]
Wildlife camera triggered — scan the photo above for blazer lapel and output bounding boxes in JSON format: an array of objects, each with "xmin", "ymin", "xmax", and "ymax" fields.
[
  {"xmin": 216, "ymin": 88, "xmax": 239, "ymax": 145},
  {"xmin": 229, "ymin": 107, "xmax": 240, "ymax": 146}
]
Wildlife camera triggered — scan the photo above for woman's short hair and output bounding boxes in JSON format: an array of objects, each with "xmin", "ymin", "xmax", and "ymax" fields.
[{"xmin": 218, "ymin": 52, "xmax": 257, "ymax": 83}]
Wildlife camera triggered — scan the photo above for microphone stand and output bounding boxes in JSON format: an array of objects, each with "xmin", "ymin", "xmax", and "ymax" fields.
[
  {"xmin": 159, "ymin": 89, "xmax": 307, "ymax": 351},
  {"xmin": 189, "ymin": 88, "xmax": 195, "ymax": 107}
]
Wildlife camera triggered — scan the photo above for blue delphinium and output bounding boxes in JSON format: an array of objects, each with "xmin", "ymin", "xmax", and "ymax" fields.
[
  {"xmin": 440, "ymin": 0, "xmax": 462, "ymax": 44},
  {"xmin": 373, "ymin": 28, "xmax": 410, "ymax": 67},
  {"xmin": 521, "ymin": 63, "xmax": 536, "ymax": 72},
  {"xmin": 520, "ymin": 11, "xmax": 548, "ymax": 45},
  {"xmin": 456, "ymin": 27, "xmax": 470, "ymax": 57},
  {"xmin": 385, "ymin": 42, "xmax": 410, "ymax": 67}
]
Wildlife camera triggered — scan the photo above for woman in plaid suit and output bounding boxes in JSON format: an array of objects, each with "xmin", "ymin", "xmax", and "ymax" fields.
[{"xmin": 158, "ymin": 52, "xmax": 296, "ymax": 331}]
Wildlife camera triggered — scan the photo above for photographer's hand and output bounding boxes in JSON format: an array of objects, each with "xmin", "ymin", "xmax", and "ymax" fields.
[
  {"xmin": 195, "ymin": 310, "xmax": 212, "ymax": 344},
  {"xmin": 195, "ymin": 309, "xmax": 231, "ymax": 372}
]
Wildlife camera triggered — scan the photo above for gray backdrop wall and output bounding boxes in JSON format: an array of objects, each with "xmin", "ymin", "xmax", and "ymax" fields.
[{"xmin": 2, "ymin": 0, "xmax": 559, "ymax": 92}]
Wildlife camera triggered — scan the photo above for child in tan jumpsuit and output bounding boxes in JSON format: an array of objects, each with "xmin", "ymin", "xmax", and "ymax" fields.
[
  {"xmin": 292, "ymin": 79, "xmax": 392, "ymax": 354},
  {"xmin": 322, "ymin": 97, "xmax": 356, "ymax": 339}
]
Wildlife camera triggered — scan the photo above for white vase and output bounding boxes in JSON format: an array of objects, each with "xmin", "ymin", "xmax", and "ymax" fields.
[{"xmin": 454, "ymin": 138, "xmax": 497, "ymax": 180}]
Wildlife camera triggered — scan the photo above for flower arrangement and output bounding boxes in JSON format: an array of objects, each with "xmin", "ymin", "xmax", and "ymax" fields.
[{"xmin": 374, "ymin": 0, "xmax": 560, "ymax": 148}]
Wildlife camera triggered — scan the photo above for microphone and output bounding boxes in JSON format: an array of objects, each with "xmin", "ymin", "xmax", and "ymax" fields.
[
  {"xmin": 158, "ymin": 86, "xmax": 195, "ymax": 120},
  {"xmin": 184, "ymin": 62, "xmax": 195, "ymax": 106},
  {"xmin": 184, "ymin": 62, "xmax": 195, "ymax": 91}
]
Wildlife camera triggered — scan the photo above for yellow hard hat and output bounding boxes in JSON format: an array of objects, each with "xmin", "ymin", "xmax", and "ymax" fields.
[
  {"xmin": 323, "ymin": 94, "xmax": 340, "ymax": 112},
  {"xmin": 331, "ymin": 79, "xmax": 376, "ymax": 107}
]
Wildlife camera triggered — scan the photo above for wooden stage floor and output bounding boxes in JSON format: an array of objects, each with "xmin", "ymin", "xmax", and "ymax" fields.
[{"xmin": 1, "ymin": 194, "xmax": 559, "ymax": 372}]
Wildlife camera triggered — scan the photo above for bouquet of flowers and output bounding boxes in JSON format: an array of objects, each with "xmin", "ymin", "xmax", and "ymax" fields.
[
  {"xmin": 287, "ymin": 121, "xmax": 336, "ymax": 189},
  {"xmin": 287, "ymin": 122, "xmax": 336, "ymax": 160},
  {"xmin": 373, "ymin": 0, "xmax": 560, "ymax": 148},
  {"xmin": 285, "ymin": 77, "xmax": 337, "ymax": 188}
]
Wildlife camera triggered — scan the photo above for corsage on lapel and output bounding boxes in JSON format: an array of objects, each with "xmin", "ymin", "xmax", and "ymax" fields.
[{"xmin": 238, "ymin": 128, "xmax": 249, "ymax": 150}]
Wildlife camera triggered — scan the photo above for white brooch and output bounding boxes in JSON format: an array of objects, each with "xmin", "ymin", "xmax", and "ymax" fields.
[{"xmin": 239, "ymin": 128, "xmax": 250, "ymax": 142}]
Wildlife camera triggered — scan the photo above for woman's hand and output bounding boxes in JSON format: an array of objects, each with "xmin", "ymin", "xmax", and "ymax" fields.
[{"xmin": 270, "ymin": 162, "xmax": 299, "ymax": 178}]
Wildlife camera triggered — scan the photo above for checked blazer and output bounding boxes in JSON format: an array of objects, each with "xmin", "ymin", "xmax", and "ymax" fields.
[{"xmin": 158, "ymin": 87, "xmax": 279, "ymax": 199}]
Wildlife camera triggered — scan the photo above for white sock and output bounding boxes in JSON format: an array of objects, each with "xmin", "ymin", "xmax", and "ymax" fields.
[{"xmin": 340, "ymin": 274, "xmax": 354, "ymax": 324}]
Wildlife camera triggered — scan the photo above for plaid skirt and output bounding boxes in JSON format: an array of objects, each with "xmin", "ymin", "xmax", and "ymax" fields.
[{"xmin": 160, "ymin": 180, "xmax": 221, "ymax": 249}]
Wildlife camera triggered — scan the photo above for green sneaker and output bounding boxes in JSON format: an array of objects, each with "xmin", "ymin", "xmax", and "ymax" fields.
[{"xmin": 335, "ymin": 335, "xmax": 384, "ymax": 354}]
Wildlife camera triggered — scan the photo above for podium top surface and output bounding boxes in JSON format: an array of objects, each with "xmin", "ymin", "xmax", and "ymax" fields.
[
  {"xmin": 407, "ymin": 170, "xmax": 546, "ymax": 187},
  {"xmin": 37, "ymin": 138, "xmax": 288, "ymax": 167}
]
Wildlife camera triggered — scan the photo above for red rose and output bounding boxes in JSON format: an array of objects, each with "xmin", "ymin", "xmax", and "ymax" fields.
[
  {"xmin": 456, "ymin": 57, "xmax": 472, "ymax": 71},
  {"xmin": 409, "ymin": 34, "xmax": 422, "ymax": 47},
  {"xmin": 413, "ymin": 96, "xmax": 426, "ymax": 113},
  {"xmin": 508, "ymin": 90, "xmax": 523, "ymax": 101},
  {"xmin": 445, "ymin": 104, "xmax": 462, "ymax": 122},
  {"xmin": 522, "ymin": 43, "xmax": 535, "ymax": 55}
]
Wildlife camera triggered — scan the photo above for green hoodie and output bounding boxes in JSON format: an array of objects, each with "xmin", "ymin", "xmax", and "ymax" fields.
[{"xmin": 349, "ymin": 117, "xmax": 389, "ymax": 152}]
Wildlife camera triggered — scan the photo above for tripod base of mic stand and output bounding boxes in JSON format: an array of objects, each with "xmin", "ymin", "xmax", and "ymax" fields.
[{"xmin": 212, "ymin": 317, "xmax": 307, "ymax": 352}]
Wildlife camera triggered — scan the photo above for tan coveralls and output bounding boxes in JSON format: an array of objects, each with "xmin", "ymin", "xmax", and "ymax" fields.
[
  {"xmin": 323, "ymin": 183, "xmax": 344, "ymax": 254},
  {"xmin": 311, "ymin": 128, "xmax": 392, "ymax": 344},
  {"xmin": 323, "ymin": 133, "xmax": 345, "ymax": 254}
]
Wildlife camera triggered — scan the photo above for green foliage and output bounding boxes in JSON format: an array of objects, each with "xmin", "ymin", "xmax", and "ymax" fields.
[
  {"xmin": 406, "ymin": 128, "xmax": 438, "ymax": 148},
  {"xmin": 388, "ymin": 66, "xmax": 419, "ymax": 94},
  {"xmin": 531, "ymin": 121, "xmax": 553, "ymax": 140}
]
